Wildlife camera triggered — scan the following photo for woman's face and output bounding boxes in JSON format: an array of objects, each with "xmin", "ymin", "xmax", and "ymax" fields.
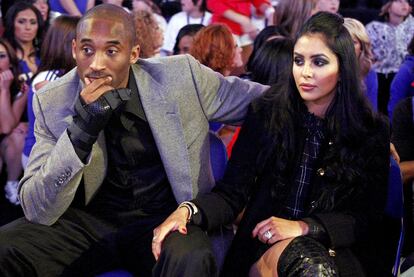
[
  {"xmin": 132, "ymin": 0, "xmax": 151, "ymax": 12},
  {"xmin": 14, "ymin": 9, "xmax": 38, "ymax": 44},
  {"xmin": 293, "ymin": 34, "xmax": 339, "ymax": 116},
  {"xmin": 33, "ymin": 0, "xmax": 49, "ymax": 21},
  {"xmin": 351, "ymin": 35, "xmax": 362, "ymax": 58},
  {"xmin": 314, "ymin": 0, "xmax": 340, "ymax": 14},
  {"xmin": 389, "ymin": 0, "xmax": 411, "ymax": 18},
  {"xmin": 153, "ymin": 27, "xmax": 164, "ymax": 56},
  {"xmin": 181, "ymin": 0, "xmax": 198, "ymax": 13},
  {"xmin": 231, "ymin": 41, "xmax": 243, "ymax": 69},
  {"xmin": 0, "ymin": 44, "xmax": 11, "ymax": 72},
  {"xmin": 178, "ymin": 35, "xmax": 194, "ymax": 54}
]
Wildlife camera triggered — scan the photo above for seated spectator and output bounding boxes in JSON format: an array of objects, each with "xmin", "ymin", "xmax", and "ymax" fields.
[
  {"xmin": 245, "ymin": 25, "xmax": 288, "ymax": 76},
  {"xmin": 246, "ymin": 37, "xmax": 293, "ymax": 86},
  {"xmin": 366, "ymin": 0, "xmax": 414, "ymax": 115},
  {"xmin": 190, "ymin": 23, "xmax": 242, "ymax": 76},
  {"xmin": 162, "ymin": 0, "xmax": 211, "ymax": 55},
  {"xmin": 133, "ymin": 11, "xmax": 164, "ymax": 58},
  {"xmin": 4, "ymin": 2, "xmax": 44, "ymax": 82},
  {"xmin": 190, "ymin": 23, "xmax": 243, "ymax": 150},
  {"xmin": 172, "ymin": 23, "xmax": 204, "ymax": 55},
  {"xmin": 392, "ymin": 96, "xmax": 414, "ymax": 257},
  {"xmin": 23, "ymin": 15, "xmax": 79, "ymax": 170},
  {"xmin": 155, "ymin": 12, "xmax": 390, "ymax": 276},
  {"xmin": 24, "ymin": 0, "xmax": 51, "ymax": 31},
  {"xmin": 312, "ymin": 0, "xmax": 340, "ymax": 14},
  {"xmin": 0, "ymin": 39, "xmax": 28, "ymax": 205},
  {"xmin": 344, "ymin": 17, "xmax": 378, "ymax": 111},
  {"xmin": 388, "ymin": 35, "xmax": 414, "ymax": 120},
  {"xmin": 131, "ymin": 0, "xmax": 167, "ymax": 34}
]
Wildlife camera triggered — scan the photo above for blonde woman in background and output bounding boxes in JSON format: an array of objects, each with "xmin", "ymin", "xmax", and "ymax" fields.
[{"xmin": 344, "ymin": 17, "xmax": 378, "ymax": 111}]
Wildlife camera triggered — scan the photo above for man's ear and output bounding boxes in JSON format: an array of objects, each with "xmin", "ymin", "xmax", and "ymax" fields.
[
  {"xmin": 130, "ymin": 44, "xmax": 140, "ymax": 64},
  {"xmin": 72, "ymin": 39, "xmax": 77, "ymax": 60}
]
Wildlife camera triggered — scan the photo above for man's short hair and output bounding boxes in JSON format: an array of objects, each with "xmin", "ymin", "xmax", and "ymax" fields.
[{"xmin": 76, "ymin": 4, "xmax": 137, "ymax": 47}]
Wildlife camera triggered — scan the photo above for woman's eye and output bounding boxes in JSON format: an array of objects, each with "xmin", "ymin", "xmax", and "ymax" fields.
[
  {"xmin": 314, "ymin": 59, "xmax": 328, "ymax": 67},
  {"xmin": 294, "ymin": 57, "xmax": 303, "ymax": 65}
]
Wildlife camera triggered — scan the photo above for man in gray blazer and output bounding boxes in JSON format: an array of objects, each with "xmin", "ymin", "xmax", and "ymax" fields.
[{"xmin": 0, "ymin": 4, "xmax": 266, "ymax": 277}]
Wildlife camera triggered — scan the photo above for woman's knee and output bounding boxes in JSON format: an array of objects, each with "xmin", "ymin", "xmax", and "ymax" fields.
[{"xmin": 277, "ymin": 236, "xmax": 338, "ymax": 277}]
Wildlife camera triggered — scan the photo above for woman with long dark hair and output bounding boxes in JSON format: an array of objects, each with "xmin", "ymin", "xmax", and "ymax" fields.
[
  {"xmin": 3, "ymin": 2, "xmax": 44, "ymax": 83},
  {"xmin": 22, "ymin": 15, "xmax": 79, "ymax": 169},
  {"xmin": 154, "ymin": 12, "xmax": 390, "ymax": 276},
  {"xmin": 0, "ymin": 38, "xmax": 28, "ymax": 205}
]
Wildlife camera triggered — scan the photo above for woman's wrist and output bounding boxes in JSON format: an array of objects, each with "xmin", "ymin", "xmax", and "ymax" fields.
[
  {"xmin": 298, "ymin": 220, "xmax": 309, "ymax": 236},
  {"xmin": 177, "ymin": 204, "xmax": 191, "ymax": 222}
]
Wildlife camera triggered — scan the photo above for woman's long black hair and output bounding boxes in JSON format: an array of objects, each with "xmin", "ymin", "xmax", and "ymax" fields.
[{"xmin": 253, "ymin": 12, "xmax": 385, "ymax": 209}]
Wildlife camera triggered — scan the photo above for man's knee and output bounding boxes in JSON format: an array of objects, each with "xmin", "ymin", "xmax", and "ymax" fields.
[
  {"xmin": 155, "ymin": 226, "xmax": 218, "ymax": 277},
  {"xmin": 277, "ymin": 236, "xmax": 338, "ymax": 277}
]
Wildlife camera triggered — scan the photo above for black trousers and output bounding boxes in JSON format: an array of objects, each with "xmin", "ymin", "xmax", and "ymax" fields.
[{"xmin": 0, "ymin": 208, "xmax": 217, "ymax": 277}]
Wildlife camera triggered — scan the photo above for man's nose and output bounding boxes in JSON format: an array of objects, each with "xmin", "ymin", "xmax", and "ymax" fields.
[{"xmin": 89, "ymin": 53, "xmax": 106, "ymax": 71}]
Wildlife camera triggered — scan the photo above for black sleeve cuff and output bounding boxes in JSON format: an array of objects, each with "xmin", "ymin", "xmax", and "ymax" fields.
[{"xmin": 302, "ymin": 217, "xmax": 329, "ymax": 245}]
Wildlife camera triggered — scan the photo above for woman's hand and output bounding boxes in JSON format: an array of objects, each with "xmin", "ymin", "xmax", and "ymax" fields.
[
  {"xmin": 252, "ymin": 217, "xmax": 309, "ymax": 245},
  {"xmin": 0, "ymin": 69, "xmax": 14, "ymax": 93},
  {"xmin": 152, "ymin": 207, "xmax": 189, "ymax": 261}
]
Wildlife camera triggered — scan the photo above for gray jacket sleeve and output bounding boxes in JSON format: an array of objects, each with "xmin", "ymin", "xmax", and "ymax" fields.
[
  {"xmin": 18, "ymin": 92, "xmax": 87, "ymax": 226},
  {"xmin": 184, "ymin": 54, "xmax": 268, "ymax": 124}
]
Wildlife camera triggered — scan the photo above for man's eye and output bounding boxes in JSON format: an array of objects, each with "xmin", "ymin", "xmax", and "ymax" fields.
[
  {"xmin": 82, "ymin": 47, "xmax": 93, "ymax": 55},
  {"xmin": 107, "ymin": 49, "xmax": 118, "ymax": 55}
]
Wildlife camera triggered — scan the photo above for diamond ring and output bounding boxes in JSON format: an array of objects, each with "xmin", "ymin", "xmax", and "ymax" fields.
[{"xmin": 264, "ymin": 230, "xmax": 273, "ymax": 240}]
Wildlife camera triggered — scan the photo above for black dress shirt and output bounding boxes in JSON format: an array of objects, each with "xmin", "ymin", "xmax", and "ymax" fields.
[{"xmin": 83, "ymin": 70, "xmax": 177, "ymax": 222}]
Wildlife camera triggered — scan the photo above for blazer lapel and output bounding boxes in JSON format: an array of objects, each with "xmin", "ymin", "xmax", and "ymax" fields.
[{"xmin": 132, "ymin": 63, "xmax": 193, "ymax": 203}]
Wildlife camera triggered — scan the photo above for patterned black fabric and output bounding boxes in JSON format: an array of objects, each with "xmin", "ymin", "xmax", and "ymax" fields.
[{"xmin": 285, "ymin": 112, "xmax": 326, "ymax": 218}]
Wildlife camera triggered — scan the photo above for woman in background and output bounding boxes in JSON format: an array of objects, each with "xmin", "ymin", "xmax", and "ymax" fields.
[
  {"xmin": 4, "ymin": 2, "xmax": 44, "ymax": 83},
  {"xmin": 172, "ymin": 24, "xmax": 204, "ymax": 55},
  {"xmin": 344, "ymin": 17, "xmax": 378, "ymax": 111},
  {"xmin": 0, "ymin": 39, "xmax": 28, "ymax": 205},
  {"xmin": 247, "ymin": 37, "xmax": 293, "ymax": 86},
  {"xmin": 22, "ymin": 15, "xmax": 79, "ymax": 169},
  {"xmin": 366, "ymin": 0, "xmax": 414, "ymax": 115},
  {"xmin": 133, "ymin": 11, "xmax": 164, "ymax": 58},
  {"xmin": 388, "ymin": 35, "xmax": 414, "ymax": 120}
]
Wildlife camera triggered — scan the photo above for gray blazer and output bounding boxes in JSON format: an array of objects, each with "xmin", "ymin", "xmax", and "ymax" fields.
[{"xmin": 19, "ymin": 55, "xmax": 267, "ymax": 225}]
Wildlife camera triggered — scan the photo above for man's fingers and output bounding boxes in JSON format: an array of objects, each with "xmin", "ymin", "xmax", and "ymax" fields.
[{"xmin": 82, "ymin": 76, "xmax": 112, "ymax": 94}]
